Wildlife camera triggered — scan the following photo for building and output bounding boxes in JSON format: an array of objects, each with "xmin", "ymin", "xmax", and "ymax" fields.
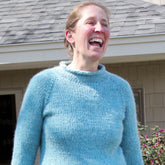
[{"xmin": 0, "ymin": 0, "xmax": 165, "ymax": 164}]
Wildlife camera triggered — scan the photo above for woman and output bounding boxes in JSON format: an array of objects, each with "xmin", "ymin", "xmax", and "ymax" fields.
[{"xmin": 11, "ymin": 1, "xmax": 144, "ymax": 164}]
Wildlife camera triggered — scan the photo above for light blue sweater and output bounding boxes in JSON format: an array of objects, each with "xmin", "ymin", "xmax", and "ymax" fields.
[{"xmin": 11, "ymin": 61, "xmax": 143, "ymax": 165}]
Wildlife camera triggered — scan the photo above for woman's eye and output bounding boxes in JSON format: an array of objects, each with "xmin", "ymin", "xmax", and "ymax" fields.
[
  {"xmin": 102, "ymin": 22, "xmax": 109, "ymax": 27},
  {"xmin": 87, "ymin": 21, "xmax": 95, "ymax": 25}
]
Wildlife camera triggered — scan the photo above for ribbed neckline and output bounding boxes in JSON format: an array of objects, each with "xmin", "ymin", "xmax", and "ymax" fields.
[{"xmin": 59, "ymin": 61, "xmax": 106, "ymax": 76}]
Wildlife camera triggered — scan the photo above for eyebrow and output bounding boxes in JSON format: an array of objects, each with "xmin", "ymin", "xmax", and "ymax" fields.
[{"xmin": 85, "ymin": 17, "xmax": 109, "ymax": 23}]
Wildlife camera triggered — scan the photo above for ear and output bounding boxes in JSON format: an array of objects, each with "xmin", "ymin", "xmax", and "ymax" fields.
[{"xmin": 65, "ymin": 29, "xmax": 75, "ymax": 44}]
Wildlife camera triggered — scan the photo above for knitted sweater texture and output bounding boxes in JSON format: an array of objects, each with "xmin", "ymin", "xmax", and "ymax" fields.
[{"xmin": 11, "ymin": 61, "xmax": 143, "ymax": 165}]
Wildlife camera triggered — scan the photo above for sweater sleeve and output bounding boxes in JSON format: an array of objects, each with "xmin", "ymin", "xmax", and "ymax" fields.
[
  {"xmin": 121, "ymin": 82, "xmax": 144, "ymax": 165},
  {"xmin": 11, "ymin": 70, "xmax": 53, "ymax": 165}
]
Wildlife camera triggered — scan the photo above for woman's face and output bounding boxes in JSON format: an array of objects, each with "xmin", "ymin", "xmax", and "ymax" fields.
[{"xmin": 69, "ymin": 5, "xmax": 110, "ymax": 61}]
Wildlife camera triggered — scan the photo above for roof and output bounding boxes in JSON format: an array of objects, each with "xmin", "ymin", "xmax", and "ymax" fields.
[{"xmin": 0, "ymin": 0, "xmax": 165, "ymax": 46}]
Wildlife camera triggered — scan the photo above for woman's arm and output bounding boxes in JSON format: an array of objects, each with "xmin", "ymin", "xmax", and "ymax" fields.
[
  {"xmin": 121, "ymin": 83, "xmax": 144, "ymax": 165},
  {"xmin": 11, "ymin": 70, "xmax": 53, "ymax": 165}
]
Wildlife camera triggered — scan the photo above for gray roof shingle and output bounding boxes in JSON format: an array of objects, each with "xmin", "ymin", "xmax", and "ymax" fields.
[{"xmin": 0, "ymin": 0, "xmax": 165, "ymax": 45}]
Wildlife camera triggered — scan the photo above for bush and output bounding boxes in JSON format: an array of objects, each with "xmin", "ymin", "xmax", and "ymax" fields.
[{"xmin": 139, "ymin": 124, "xmax": 165, "ymax": 165}]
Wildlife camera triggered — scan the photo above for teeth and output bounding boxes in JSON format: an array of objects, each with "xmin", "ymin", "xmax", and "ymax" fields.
[{"xmin": 89, "ymin": 38, "xmax": 103, "ymax": 44}]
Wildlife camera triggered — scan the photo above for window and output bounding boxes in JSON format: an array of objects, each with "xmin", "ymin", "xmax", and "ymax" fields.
[
  {"xmin": 0, "ymin": 95, "xmax": 16, "ymax": 165},
  {"xmin": 133, "ymin": 88, "xmax": 145, "ymax": 124}
]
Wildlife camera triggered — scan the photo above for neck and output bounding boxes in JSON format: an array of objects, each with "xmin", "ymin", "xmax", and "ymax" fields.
[
  {"xmin": 68, "ymin": 59, "xmax": 100, "ymax": 72},
  {"xmin": 69, "ymin": 53, "xmax": 100, "ymax": 71}
]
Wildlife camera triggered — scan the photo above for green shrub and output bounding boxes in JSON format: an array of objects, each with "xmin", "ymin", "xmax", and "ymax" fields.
[{"xmin": 139, "ymin": 124, "xmax": 165, "ymax": 165}]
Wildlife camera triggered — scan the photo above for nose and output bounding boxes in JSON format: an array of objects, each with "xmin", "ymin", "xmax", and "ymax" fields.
[{"xmin": 95, "ymin": 22, "xmax": 104, "ymax": 32}]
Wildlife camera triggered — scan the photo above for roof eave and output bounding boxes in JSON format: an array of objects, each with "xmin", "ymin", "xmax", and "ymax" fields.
[{"xmin": 0, "ymin": 33, "xmax": 165, "ymax": 71}]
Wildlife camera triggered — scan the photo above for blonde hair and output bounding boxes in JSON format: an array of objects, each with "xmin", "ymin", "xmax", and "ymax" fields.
[{"xmin": 64, "ymin": 1, "xmax": 110, "ymax": 56}]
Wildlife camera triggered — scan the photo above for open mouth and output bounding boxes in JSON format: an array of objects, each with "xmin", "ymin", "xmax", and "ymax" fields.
[{"xmin": 89, "ymin": 38, "xmax": 103, "ymax": 48}]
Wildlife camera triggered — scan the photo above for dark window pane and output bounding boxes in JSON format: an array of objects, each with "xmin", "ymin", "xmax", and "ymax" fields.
[
  {"xmin": 0, "ymin": 95, "xmax": 16, "ymax": 164},
  {"xmin": 133, "ymin": 88, "xmax": 144, "ymax": 124}
]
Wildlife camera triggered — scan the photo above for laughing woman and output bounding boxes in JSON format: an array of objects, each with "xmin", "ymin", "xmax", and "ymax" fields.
[{"xmin": 11, "ymin": 1, "xmax": 144, "ymax": 165}]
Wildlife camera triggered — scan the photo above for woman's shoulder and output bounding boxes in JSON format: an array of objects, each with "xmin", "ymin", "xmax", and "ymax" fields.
[
  {"xmin": 105, "ymin": 71, "xmax": 134, "ymax": 101},
  {"xmin": 26, "ymin": 66, "xmax": 61, "ymax": 93},
  {"xmin": 105, "ymin": 71, "xmax": 130, "ymax": 88},
  {"xmin": 31, "ymin": 65, "xmax": 60, "ymax": 82}
]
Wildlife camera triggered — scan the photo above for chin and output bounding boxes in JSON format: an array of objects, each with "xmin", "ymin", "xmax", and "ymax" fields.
[{"xmin": 90, "ymin": 53, "xmax": 104, "ymax": 61}]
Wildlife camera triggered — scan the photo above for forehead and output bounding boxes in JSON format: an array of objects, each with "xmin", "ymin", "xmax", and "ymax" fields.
[{"xmin": 79, "ymin": 5, "xmax": 108, "ymax": 21}]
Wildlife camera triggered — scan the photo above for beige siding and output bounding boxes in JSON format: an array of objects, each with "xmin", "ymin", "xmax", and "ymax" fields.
[{"xmin": 0, "ymin": 69, "xmax": 41, "ymax": 90}]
